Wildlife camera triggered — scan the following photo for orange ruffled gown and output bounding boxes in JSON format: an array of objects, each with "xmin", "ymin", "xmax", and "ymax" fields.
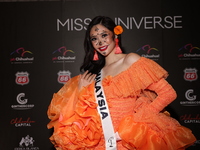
[{"xmin": 47, "ymin": 57, "xmax": 196, "ymax": 150}]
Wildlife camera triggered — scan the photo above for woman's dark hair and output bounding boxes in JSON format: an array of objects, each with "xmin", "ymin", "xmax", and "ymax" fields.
[{"xmin": 80, "ymin": 16, "xmax": 122, "ymax": 74}]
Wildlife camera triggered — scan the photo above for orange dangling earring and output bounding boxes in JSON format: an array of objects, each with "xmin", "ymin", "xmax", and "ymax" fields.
[
  {"xmin": 114, "ymin": 25, "xmax": 123, "ymax": 54},
  {"xmin": 115, "ymin": 38, "xmax": 122, "ymax": 54},
  {"xmin": 93, "ymin": 50, "xmax": 99, "ymax": 61}
]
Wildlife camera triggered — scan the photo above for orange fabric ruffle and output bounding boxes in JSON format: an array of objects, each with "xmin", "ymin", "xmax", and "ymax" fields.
[
  {"xmin": 47, "ymin": 76, "xmax": 79, "ymax": 129},
  {"xmin": 102, "ymin": 57, "xmax": 168, "ymax": 100},
  {"xmin": 47, "ymin": 57, "xmax": 196, "ymax": 150},
  {"xmin": 118, "ymin": 115, "xmax": 195, "ymax": 150},
  {"xmin": 47, "ymin": 76, "xmax": 103, "ymax": 149}
]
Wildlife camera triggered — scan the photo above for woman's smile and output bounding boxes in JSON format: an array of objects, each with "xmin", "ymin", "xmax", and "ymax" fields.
[{"xmin": 99, "ymin": 45, "xmax": 108, "ymax": 51}]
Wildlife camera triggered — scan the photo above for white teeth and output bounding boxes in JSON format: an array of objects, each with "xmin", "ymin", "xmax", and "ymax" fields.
[{"xmin": 100, "ymin": 46, "xmax": 107, "ymax": 50}]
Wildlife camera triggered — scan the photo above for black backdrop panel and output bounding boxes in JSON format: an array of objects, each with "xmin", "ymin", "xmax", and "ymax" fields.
[{"xmin": 0, "ymin": 1, "xmax": 199, "ymax": 149}]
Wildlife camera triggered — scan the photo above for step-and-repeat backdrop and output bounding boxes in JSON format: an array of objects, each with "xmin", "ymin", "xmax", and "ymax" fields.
[{"xmin": 0, "ymin": 0, "xmax": 199, "ymax": 149}]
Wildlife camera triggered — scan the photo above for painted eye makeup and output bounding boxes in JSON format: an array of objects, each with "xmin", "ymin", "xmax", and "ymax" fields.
[
  {"xmin": 90, "ymin": 37, "xmax": 97, "ymax": 42},
  {"xmin": 102, "ymin": 33, "xmax": 108, "ymax": 38},
  {"xmin": 90, "ymin": 30, "xmax": 110, "ymax": 43},
  {"xmin": 90, "ymin": 33, "xmax": 108, "ymax": 41}
]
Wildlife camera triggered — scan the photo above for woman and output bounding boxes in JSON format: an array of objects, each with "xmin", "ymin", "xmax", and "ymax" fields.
[{"xmin": 47, "ymin": 16, "xmax": 196, "ymax": 150}]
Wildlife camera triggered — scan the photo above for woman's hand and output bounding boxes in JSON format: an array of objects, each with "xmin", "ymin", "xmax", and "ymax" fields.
[{"xmin": 79, "ymin": 70, "xmax": 96, "ymax": 90}]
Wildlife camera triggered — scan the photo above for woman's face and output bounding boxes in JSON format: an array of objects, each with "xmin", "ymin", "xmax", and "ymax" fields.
[{"xmin": 90, "ymin": 24, "xmax": 115, "ymax": 56}]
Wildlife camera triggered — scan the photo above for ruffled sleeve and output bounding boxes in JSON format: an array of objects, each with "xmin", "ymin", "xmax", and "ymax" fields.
[
  {"xmin": 47, "ymin": 76, "xmax": 102, "ymax": 149},
  {"xmin": 104, "ymin": 57, "xmax": 168, "ymax": 98},
  {"xmin": 127, "ymin": 57, "xmax": 168, "ymax": 91},
  {"xmin": 47, "ymin": 75, "xmax": 80, "ymax": 129}
]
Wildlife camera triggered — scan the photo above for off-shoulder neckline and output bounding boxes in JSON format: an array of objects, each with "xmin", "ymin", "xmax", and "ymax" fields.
[{"xmin": 102, "ymin": 57, "xmax": 145, "ymax": 81}]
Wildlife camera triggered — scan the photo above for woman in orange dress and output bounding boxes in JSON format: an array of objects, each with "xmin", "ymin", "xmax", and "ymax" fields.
[{"xmin": 47, "ymin": 16, "xmax": 196, "ymax": 150}]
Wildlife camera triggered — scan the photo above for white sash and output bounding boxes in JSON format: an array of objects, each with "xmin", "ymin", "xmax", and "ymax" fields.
[{"xmin": 94, "ymin": 71, "xmax": 117, "ymax": 150}]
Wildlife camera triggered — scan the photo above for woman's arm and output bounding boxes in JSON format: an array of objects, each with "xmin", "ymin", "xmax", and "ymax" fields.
[{"xmin": 147, "ymin": 78, "xmax": 177, "ymax": 113}]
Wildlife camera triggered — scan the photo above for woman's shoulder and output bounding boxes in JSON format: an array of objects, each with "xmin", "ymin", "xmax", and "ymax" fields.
[{"xmin": 123, "ymin": 53, "xmax": 141, "ymax": 66}]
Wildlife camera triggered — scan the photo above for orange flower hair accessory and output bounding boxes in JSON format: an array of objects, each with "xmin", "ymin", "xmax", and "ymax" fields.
[{"xmin": 114, "ymin": 25, "xmax": 123, "ymax": 35}]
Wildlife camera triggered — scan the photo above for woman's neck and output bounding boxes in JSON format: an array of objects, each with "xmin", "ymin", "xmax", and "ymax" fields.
[{"xmin": 105, "ymin": 53, "xmax": 125, "ymax": 66}]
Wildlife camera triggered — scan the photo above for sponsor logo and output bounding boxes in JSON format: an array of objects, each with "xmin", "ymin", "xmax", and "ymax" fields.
[
  {"xmin": 184, "ymin": 68, "xmax": 198, "ymax": 82},
  {"xmin": 136, "ymin": 44, "xmax": 160, "ymax": 61},
  {"xmin": 10, "ymin": 47, "xmax": 34, "ymax": 64},
  {"xmin": 178, "ymin": 44, "xmax": 200, "ymax": 60},
  {"xmin": 11, "ymin": 93, "xmax": 34, "ymax": 110},
  {"xmin": 57, "ymin": 70, "xmax": 71, "ymax": 84},
  {"xmin": 180, "ymin": 89, "xmax": 200, "ymax": 106},
  {"xmin": 10, "ymin": 117, "xmax": 35, "ymax": 127},
  {"xmin": 14, "ymin": 135, "xmax": 39, "ymax": 150},
  {"xmin": 52, "ymin": 46, "xmax": 76, "ymax": 63},
  {"xmin": 185, "ymin": 89, "xmax": 197, "ymax": 101},
  {"xmin": 180, "ymin": 114, "xmax": 200, "ymax": 123},
  {"xmin": 57, "ymin": 16, "xmax": 183, "ymax": 31},
  {"xmin": 15, "ymin": 72, "xmax": 30, "ymax": 86}
]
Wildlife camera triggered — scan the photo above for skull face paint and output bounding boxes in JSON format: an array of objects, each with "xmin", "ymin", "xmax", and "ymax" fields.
[{"xmin": 90, "ymin": 24, "xmax": 115, "ymax": 56}]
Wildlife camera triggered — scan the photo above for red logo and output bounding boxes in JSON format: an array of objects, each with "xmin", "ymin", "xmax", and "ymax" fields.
[
  {"xmin": 57, "ymin": 70, "xmax": 71, "ymax": 84},
  {"xmin": 184, "ymin": 68, "xmax": 198, "ymax": 81},
  {"xmin": 10, "ymin": 117, "xmax": 36, "ymax": 127},
  {"xmin": 15, "ymin": 72, "xmax": 30, "ymax": 85},
  {"xmin": 180, "ymin": 114, "xmax": 200, "ymax": 123}
]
